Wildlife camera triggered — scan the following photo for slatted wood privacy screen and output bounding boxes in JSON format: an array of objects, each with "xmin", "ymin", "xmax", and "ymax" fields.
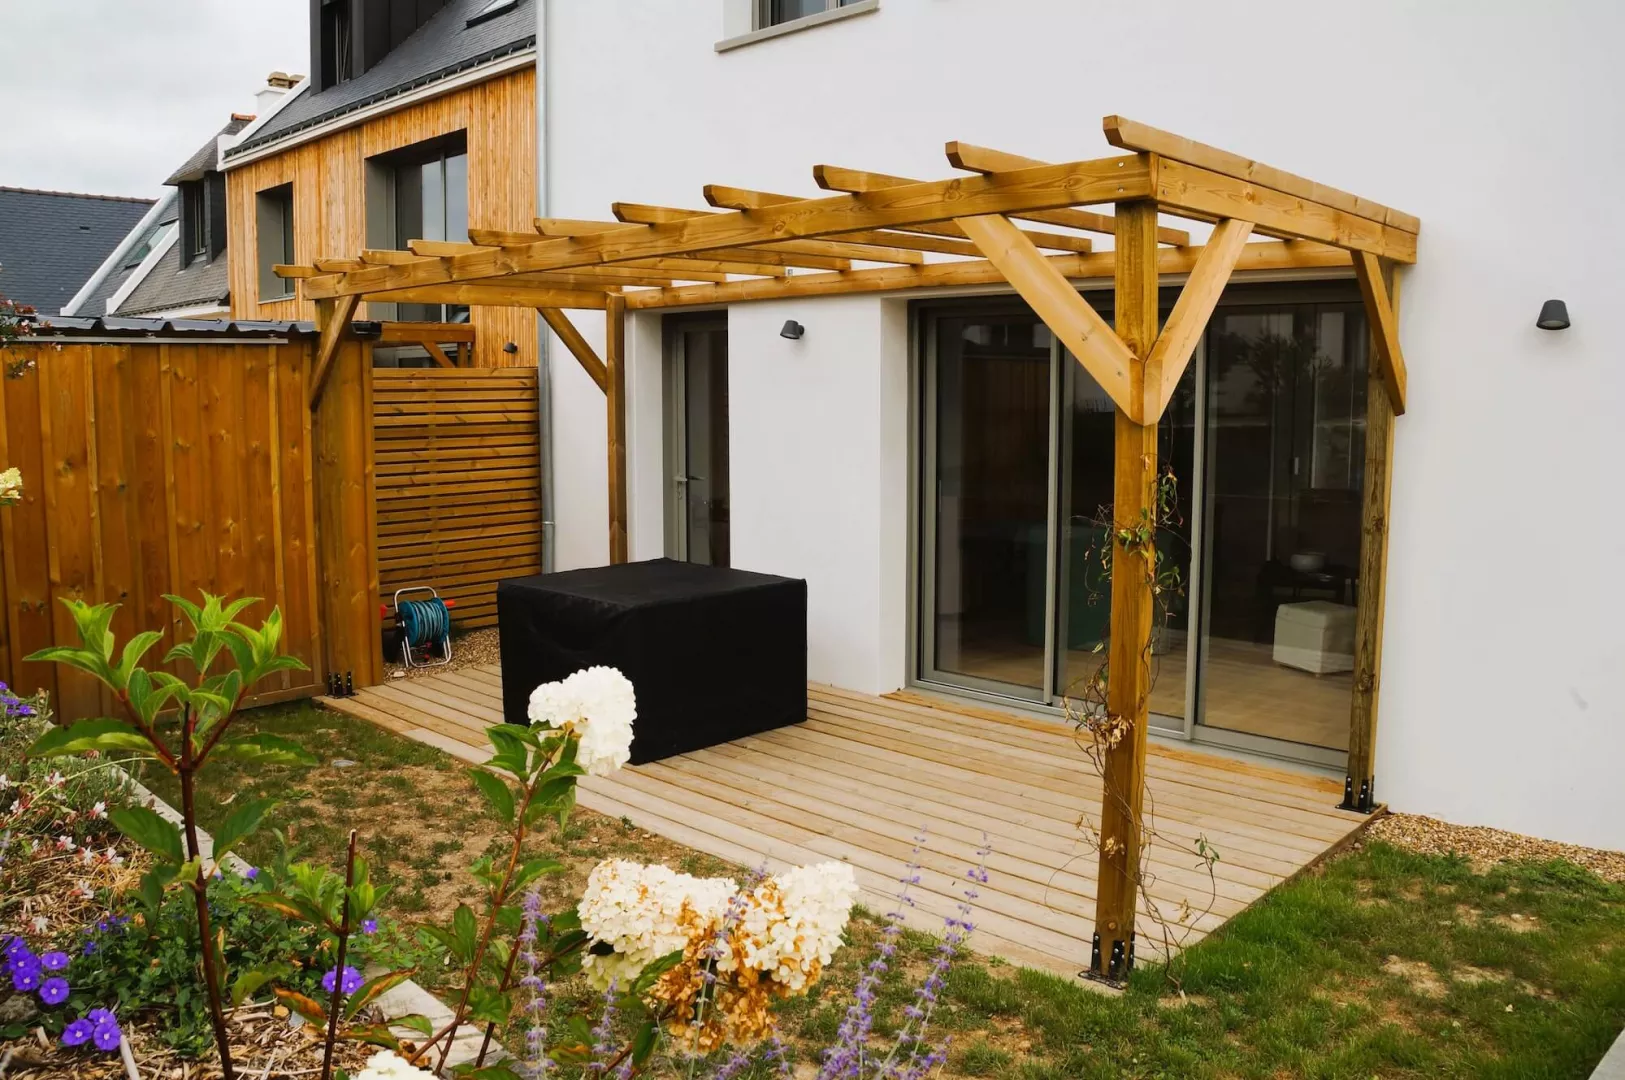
[
  {"xmin": 372, "ymin": 367, "xmax": 542, "ymax": 629},
  {"xmin": 0, "ymin": 341, "xmax": 323, "ymax": 721}
]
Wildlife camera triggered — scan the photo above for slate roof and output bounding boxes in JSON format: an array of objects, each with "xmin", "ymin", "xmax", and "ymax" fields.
[
  {"xmin": 0, "ymin": 187, "xmax": 154, "ymax": 314},
  {"xmin": 114, "ymin": 239, "xmax": 231, "ymax": 316},
  {"xmin": 227, "ymin": 0, "xmax": 534, "ymax": 158},
  {"xmin": 76, "ymin": 192, "xmax": 179, "ymax": 316},
  {"xmin": 166, "ymin": 116, "xmax": 254, "ymax": 185}
]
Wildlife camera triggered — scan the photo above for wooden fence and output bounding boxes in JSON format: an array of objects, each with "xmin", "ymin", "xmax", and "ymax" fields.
[
  {"xmin": 0, "ymin": 338, "xmax": 323, "ymax": 718},
  {"xmin": 372, "ymin": 367, "xmax": 542, "ymax": 630}
]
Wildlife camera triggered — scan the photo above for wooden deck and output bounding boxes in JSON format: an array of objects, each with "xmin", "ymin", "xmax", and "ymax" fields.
[{"xmin": 319, "ymin": 666, "xmax": 1378, "ymax": 978}]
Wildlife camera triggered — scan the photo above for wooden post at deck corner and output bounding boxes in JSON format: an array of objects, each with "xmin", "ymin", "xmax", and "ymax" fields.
[
  {"xmin": 605, "ymin": 293, "xmax": 629, "ymax": 564},
  {"xmin": 1092, "ymin": 201, "xmax": 1160, "ymax": 981},
  {"xmin": 1344, "ymin": 265, "xmax": 1401, "ymax": 811}
]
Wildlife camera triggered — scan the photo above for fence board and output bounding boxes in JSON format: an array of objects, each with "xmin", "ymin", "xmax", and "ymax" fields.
[
  {"xmin": 0, "ymin": 341, "xmax": 324, "ymax": 717},
  {"xmin": 372, "ymin": 366, "xmax": 542, "ymax": 631}
]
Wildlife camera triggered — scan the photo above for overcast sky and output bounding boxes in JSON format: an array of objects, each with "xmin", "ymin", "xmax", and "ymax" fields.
[{"xmin": 1, "ymin": 0, "xmax": 309, "ymax": 197}]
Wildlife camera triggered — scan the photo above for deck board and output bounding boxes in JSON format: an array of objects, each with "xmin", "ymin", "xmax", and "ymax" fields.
[{"xmin": 318, "ymin": 673, "xmax": 1377, "ymax": 979}]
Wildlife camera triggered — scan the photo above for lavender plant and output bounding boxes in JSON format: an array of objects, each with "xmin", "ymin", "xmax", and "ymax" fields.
[{"xmin": 25, "ymin": 593, "xmax": 317, "ymax": 1080}]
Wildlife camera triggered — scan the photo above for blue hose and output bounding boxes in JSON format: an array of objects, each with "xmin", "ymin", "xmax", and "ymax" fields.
[{"xmin": 398, "ymin": 597, "xmax": 451, "ymax": 649}]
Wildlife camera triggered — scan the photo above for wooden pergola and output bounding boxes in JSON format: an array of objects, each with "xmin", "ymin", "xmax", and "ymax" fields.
[{"xmin": 279, "ymin": 115, "xmax": 1417, "ymax": 981}]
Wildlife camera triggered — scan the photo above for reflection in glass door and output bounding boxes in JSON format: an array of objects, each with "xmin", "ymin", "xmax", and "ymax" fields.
[
  {"xmin": 921, "ymin": 310, "xmax": 1053, "ymax": 699},
  {"xmin": 664, "ymin": 317, "xmax": 730, "ymax": 566},
  {"xmin": 917, "ymin": 287, "xmax": 1369, "ymax": 767},
  {"xmin": 1194, "ymin": 301, "xmax": 1367, "ymax": 757}
]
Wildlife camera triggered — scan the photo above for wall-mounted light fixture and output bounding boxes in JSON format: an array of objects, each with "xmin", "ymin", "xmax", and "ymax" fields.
[
  {"xmin": 349, "ymin": 320, "xmax": 383, "ymax": 339},
  {"xmin": 780, "ymin": 320, "xmax": 805, "ymax": 341},
  {"xmin": 1536, "ymin": 299, "xmax": 1571, "ymax": 331},
  {"xmin": 503, "ymin": 341, "xmax": 520, "ymax": 354}
]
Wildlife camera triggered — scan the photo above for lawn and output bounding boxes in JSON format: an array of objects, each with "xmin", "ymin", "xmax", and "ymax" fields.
[{"xmin": 143, "ymin": 702, "xmax": 1625, "ymax": 1078}]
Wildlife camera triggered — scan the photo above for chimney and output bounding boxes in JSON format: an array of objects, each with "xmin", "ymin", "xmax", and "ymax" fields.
[{"xmin": 255, "ymin": 71, "xmax": 303, "ymax": 115}]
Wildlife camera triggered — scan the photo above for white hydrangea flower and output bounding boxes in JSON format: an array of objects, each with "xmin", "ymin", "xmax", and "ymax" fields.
[
  {"xmin": 526, "ymin": 666, "xmax": 635, "ymax": 777},
  {"xmin": 352, "ymin": 1049, "xmax": 437, "ymax": 1080},
  {"xmin": 577, "ymin": 859, "xmax": 736, "ymax": 990}
]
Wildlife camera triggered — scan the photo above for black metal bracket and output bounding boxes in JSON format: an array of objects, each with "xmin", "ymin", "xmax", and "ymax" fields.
[{"xmin": 1339, "ymin": 776, "xmax": 1374, "ymax": 813}]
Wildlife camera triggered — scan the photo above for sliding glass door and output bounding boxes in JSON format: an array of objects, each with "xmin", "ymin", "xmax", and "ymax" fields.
[{"xmin": 917, "ymin": 286, "xmax": 1369, "ymax": 766}]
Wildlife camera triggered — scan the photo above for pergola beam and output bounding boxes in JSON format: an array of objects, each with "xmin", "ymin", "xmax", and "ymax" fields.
[
  {"xmin": 1145, "ymin": 218, "xmax": 1254, "ymax": 418},
  {"xmin": 813, "ymin": 163, "xmax": 1181, "ymax": 246},
  {"xmin": 702, "ymin": 183, "xmax": 1091, "ymax": 254},
  {"xmin": 1104, "ymin": 115, "xmax": 1421, "ymax": 233},
  {"xmin": 623, "ymin": 238, "xmax": 1350, "ymax": 309},
  {"xmin": 957, "ymin": 214, "xmax": 1139, "ymax": 421},
  {"xmin": 611, "ymin": 202, "xmax": 929, "ymax": 266},
  {"xmin": 1351, "ymin": 251, "xmax": 1408, "ymax": 414},
  {"xmin": 299, "ymin": 153, "xmax": 1153, "ymax": 298},
  {"xmin": 309, "ymin": 294, "xmax": 360, "ymax": 407},
  {"xmin": 365, "ymin": 284, "xmax": 610, "ymax": 309},
  {"xmin": 605, "ymin": 294, "xmax": 629, "ymax": 565},
  {"xmin": 539, "ymin": 307, "xmax": 608, "ymax": 392}
]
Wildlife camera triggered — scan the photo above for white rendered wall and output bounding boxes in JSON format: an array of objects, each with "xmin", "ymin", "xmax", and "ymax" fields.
[{"xmin": 541, "ymin": 0, "xmax": 1625, "ymax": 849}]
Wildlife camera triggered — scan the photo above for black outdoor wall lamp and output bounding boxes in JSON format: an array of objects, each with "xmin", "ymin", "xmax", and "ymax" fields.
[
  {"xmin": 1536, "ymin": 299, "xmax": 1571, "ymax": 330},
  {"xmin": 780, "ymin": 320, "xmax": 805, "ymax": 340}
]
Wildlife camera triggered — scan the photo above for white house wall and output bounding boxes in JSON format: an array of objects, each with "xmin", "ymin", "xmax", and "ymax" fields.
[{"xmin": 541, "ymin": 0, "xmax": 1625, "ymax": 850}]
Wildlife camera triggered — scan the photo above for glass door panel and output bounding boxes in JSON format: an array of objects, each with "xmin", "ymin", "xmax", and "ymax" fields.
[
  {"xmin": 1195, "ymin": 302, "xmax": 1367, "ymax": 752},
  {"xmin": 924, "ymin": 311, "xmax": 1052, "ymax": 697},
  {"xmin": 665, "ymin": 319, "xmax": 730, "ymax": 566},
  {"xmin": 1053, "ymin": 342, "xmax": 1197, "ymax": 728}
]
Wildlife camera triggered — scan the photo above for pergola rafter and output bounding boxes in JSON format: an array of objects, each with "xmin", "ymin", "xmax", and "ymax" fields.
[{"xmin": 283, "ymin": 115, "xmax": 1419, "ymax": 983}]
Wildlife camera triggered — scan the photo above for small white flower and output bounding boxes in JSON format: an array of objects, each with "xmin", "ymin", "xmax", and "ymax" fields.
[
  {"xmin": 7, "ymin": 800, "xmax": 19, "ymax": 815},
  {"xmin": 30, "ymin": 915, "xmax": 47, "ymax": 934},
  {"xmin": 80, "ymin": 847, "xmax": 94, "ymax": 865},
  {"xmin": 0, "ymin": 774, "xmax": 11, "ymax": 789},
  {"xmin": 46, "ymin": 771, "xmax": 64, "ymax": 788},
  {"xmin": 74, "ymin": 880, "xmax": 94, "ymax": 900},
  {"xmin": 352, "ymin": 1049, "xmax": 437, "ymax": 1080},
  {"xmin": 56, "ymin": 834, "xmax": 76, "ymax": 852},
  {"xmin": 91, "ymin": 801, "xmax": 106, "ymax": 819}
]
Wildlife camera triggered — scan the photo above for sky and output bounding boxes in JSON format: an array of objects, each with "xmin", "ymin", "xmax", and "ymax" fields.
[{"xmin": 0, "ymin": 0, "xmax": 310, "ymax": 197}]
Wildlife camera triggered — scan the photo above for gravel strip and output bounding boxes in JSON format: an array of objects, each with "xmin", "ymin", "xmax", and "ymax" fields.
[
  {"xmin": 1367, "ymin": 812, "xmax": 1625, "ymax": 883},
  {"xmin": 385, "ymin": 626, "xmax": 502, "ymax": 680}
]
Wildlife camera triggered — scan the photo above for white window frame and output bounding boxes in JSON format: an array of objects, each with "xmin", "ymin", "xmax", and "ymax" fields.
[{"xmin": 716, "ymin": 0, "xmax": 877, "ymax": 52}]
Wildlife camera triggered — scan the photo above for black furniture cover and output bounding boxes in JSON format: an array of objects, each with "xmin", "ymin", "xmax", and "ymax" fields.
[{"xmin": 497, "ymin": 559, "xmax": 807, "ymax": 764}]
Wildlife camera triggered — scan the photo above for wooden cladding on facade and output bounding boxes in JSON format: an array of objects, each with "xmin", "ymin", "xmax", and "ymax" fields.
[
  {"xmin": 224, "ymin": 67, "xmax": 538, "ymax": 368},
  {"xmin": 372, "ymin": 366, "xmax": 542, "ymax": 631},
  {"xmin": 0, "ymin": 342, "xmax": 323, "ymax": 719}
]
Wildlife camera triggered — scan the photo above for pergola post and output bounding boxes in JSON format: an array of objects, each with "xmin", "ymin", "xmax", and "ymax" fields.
[
  {"xmin": 605, "ymin": 292, "xmax": 629, "ymax": 564},
  {"xmin": 1091, "ymin": 200, "xmax": 1161, "ymax": 980}
]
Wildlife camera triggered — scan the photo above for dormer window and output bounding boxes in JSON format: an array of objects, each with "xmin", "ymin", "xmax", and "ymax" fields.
[
  {"xmin": 319, "ymin": 0, "xmax": 355, "ymax": 89},
  {"xmin": 182, "ymin": 183, "xmax": 207, "ymax": 261}
]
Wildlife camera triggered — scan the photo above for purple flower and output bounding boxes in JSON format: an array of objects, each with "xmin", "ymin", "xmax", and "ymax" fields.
[
  {"xmin": 8, "ymin": 949, "xmax": 39, "ymax": 976},
  {"xmin": 11, "ymin": 965, "xmax": 40, "ymax": 992},
  {"xmin": 2, "ymin": 936, "xmax": 27, "ymax": 959},
  {"xmin": 88, "ymin": 1008, "xmax": 115, "ymax": 1026},
  {"xmin": 244, "ymin": 867, "xmax": 259, "ymax": 881},
  {"xmin": 39, "ymin": 977, "xmax": 69, "ymax": 1005},
  {"xmin": 82, "ymin": 940, "xmax": 97, "ymax": 956},
  {"xmin": 322, "ymin": 966, "xmax": 363, "ymax": 996},
  {"xmin": 92, "ymin": 1020, "xmax": 121, "ymax": 1052},
  {"xmin": 61, "ymin": 1019, "xmax": 93, "ymax": 1047},
  {"xmin": 41, "ymin": 951, "xmax": 69, "ymax": 971},
  {"xmin": 361, "ymin": 918, "xmax": 377, "ymax": 935}
]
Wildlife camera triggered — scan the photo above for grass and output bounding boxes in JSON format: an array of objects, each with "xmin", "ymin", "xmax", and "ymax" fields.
[{"xmin": 145, "ymin": 702, "xmax": 1625, "ymax": 1078}]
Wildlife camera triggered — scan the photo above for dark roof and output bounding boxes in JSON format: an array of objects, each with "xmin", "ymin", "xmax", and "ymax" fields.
[
  {"xmin": 35, "ymin": 316, "xmax": 315, "ymax": 338},
  {"xmin": 228, "ymin": 0, "xmax": 534, "ymax": 158},
  {"xmin": 0, "ymin": 187, "xmax": 154, "ymax": 314},
  {"xmin": 77, "ymin": 194, "xmax": 179, "ymax": 316},
  {"xmin": 113, "ymin": 239, "xmax": 231, "ymax": 316},
  {"xmin": 166, "ymin": 117, "xmax": 254, "ymax": 185}
]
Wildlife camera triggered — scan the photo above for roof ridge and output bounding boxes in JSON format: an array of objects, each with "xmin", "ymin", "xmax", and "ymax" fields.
[{"xmin": 0, "ymin": 186, "xmax": 156, "ymax": 204}]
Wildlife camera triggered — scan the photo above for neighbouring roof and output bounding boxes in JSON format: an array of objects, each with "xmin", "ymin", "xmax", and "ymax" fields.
[
  {"xmin": 0, "ymin": 187, "xmax": 154, "ymax": 313},
  {"xmin": 75, "ymin": 192, "xmax": 179, "ymax": 316},
  {"xmin": 166, "ymin": 116, "xmax": 254, "ymax": 185},
  {"xmin": 34, "ymin": 316, "xmax": 316, "ymax": 337},
  {"xmin": 113, "ymin": 239, "xmax": 231, "ymax": 316},
  {"xmin": 227, "ymin": 0, "xmax": 534, "ymax": 159}
]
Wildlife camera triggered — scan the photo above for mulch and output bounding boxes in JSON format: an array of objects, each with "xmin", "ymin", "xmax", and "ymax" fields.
[
  {"xmin": 384, "ymin": 627, "xmax": 501, "ymax": 682},
  {"xmin": 1365, "ymin": 811, "xmax": 1625, "ymax": 883}
]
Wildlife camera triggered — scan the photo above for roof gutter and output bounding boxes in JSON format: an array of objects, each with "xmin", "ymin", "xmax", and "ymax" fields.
[
  {"xmin": 535, "ymin": 0, "xmax": 555, "ymax": 572},
  {"xmin": 222, "ymin": 48, "xmax": 535, "ymax": 171}
]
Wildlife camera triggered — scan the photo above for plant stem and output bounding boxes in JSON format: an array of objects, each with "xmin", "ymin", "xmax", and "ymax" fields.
[
  {"xmin": 474, "ymin": 938, "xmax": 523, "ymax": 1067},
  {"xmin": 179, "ymin": 755, "xmax": 235, "ymax": 1080},
  {"xmin": 433, "ymin": 772, "xmax": 544, "ymax": 1074},
  {"xmin": 321, "ymin": 829, "xmax": 359, "ymax": 1080}
]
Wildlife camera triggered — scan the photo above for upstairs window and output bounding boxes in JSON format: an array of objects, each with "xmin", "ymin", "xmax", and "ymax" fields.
[
  {"xmin": 366, "ymin": 132, "xmax": 469, "ymax": 323},
  {"xmin": 178, "ymin": 175, "xmax": 227, "ymax": 268},
  {"xmin": 319, "ymin": 0, "xmax": 355, "ymax": 89},
  {"xmin": 758, "ymin": 0, "xmax": 863, "ymax": 28},
  {"xmin": 256, "ymin": 183, "xmax": 296, "ymax": 302}
]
